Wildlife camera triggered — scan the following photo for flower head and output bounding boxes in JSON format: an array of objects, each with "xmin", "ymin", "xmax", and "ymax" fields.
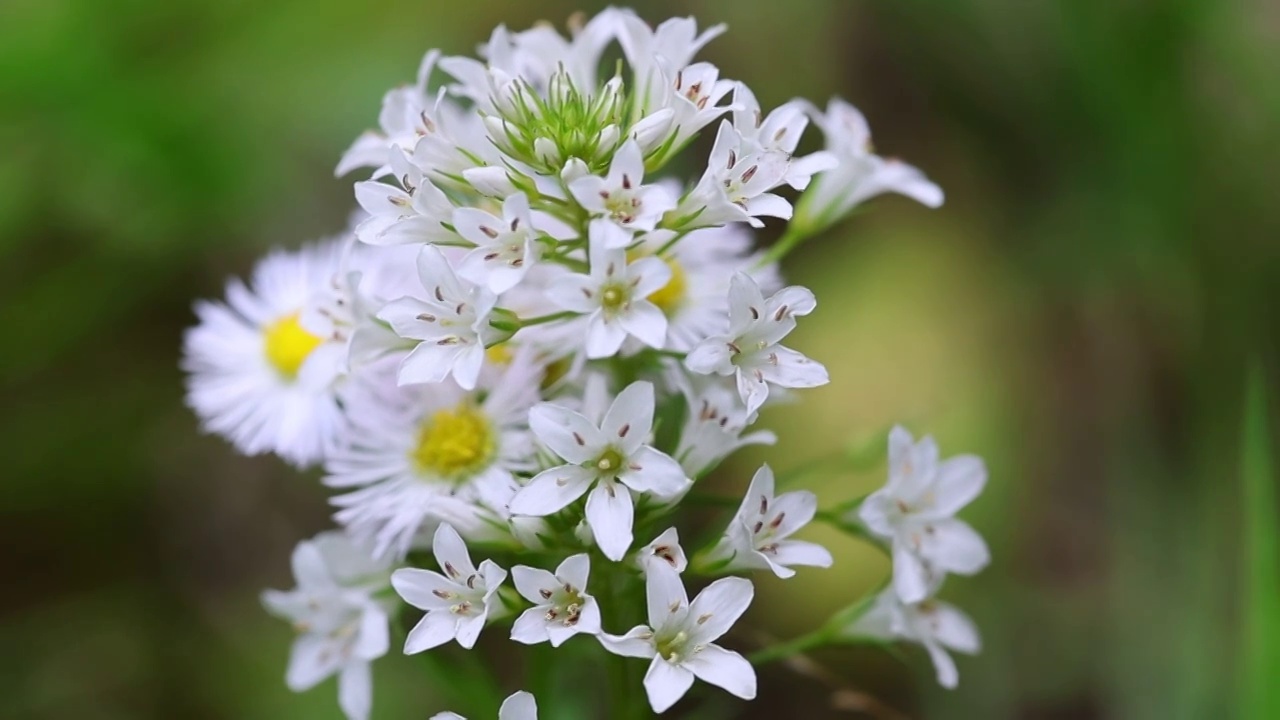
[
  {"xmin": 377, "ymin": 246, "xmax": 501, "ymax": 390},
  {"xmin": 600, "ymin": 566, "xmax": 756, "ymax": 713},
  {"xmin": 262, "ymin": 532, "xmax": 392, "ymax": 720},
  {"xmin": 685, "ymin": 273, "xmax": 828, "ymax": 414},
  {"xmin": 511, "ymin": 553, "xmax": 602, "ymax": 647},
  {"xmin": 391, "ymin": 524, "xmax": 508, "ymax": 652},
  {"xmin": 858, "ymin": 426, "xmax": 990, "ymax": 603},
  {"xmin": 844, "ymin": 586, "xmax": 980, "ymax": 689},
  {"xmin": 509, "ymin": 381, "xmax": 689, "ymax": 560},
  {"xmin": 702, "ymin": 464, "xmax": 833, "ymax": 578}
]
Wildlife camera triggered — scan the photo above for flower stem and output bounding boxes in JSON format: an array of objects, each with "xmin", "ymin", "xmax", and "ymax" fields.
[
  {"xmin": 516, "ymin": 310, "xmax": 578, "ymax": 327},
  {"xmin": 755, "ymin": 227, "xmax": 810, "ymax": 268},
  {"xmin": 748, "ymin": 628, "xmax": 832, "ymax": 666}
]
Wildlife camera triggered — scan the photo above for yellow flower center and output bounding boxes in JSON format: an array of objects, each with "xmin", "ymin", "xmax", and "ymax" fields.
[
  {"xmin": 626, "ymin": 250, "xmax": 686, "ymax": 315},
  {"xmin": 410, "ymin": 404, "xmax": 496, "ymax": 480},
  {"xmin": 263, "ymin": 312, "xmax": 323, "ymax": 379},
  {"xmin": 646, "ymin": 257, "xmax": 687, "ymax": 314},
  {"xmin": 485, "ymin": 343, "xmax": 515, "ymax": 366}
]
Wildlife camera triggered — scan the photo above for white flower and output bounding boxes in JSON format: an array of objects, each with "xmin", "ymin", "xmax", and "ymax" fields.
[
  {"xmin": 793, "ymin": 98, "xmax": 943, "ymax": 235},
  {"xmin": 508, "ymin": 381, "xmax": 689, "ymax": 561},
  {"xmin": 336, "ymin": 50, "xmax": 441, "ymax": 178},
  {"xmin": 511, "ymin": 554, "xmax": 602, "ymax": 647},
  {"xmin": 731, "ymin": 83, "xmax": 836, "ymax": 191},
  {"xmin": 674, "ymin": 120, "xmax": 795, "ymax": 229},
  {"xmin": 262, "ymin": 532, "xmax": 392, "ymax": 720},
  {"xmin": 843, "ymin": 586, "xmax": 980, "ymax": 689},
  {"xmin": 599, "ymin": 566, "xmax": 756, "ymax": 713},
  {"xmin": 635, "ymin": 527, "xmax": 688, "ymax": 576},
  {"xmin": 568, "ymin": 139, "xmax": 676, "ymax": 249},
  {"xmin": 353, "ymin": 148, "xmax": 456, "ymax": 247},
  {"xmin": 630, "ymin": 222, "xmax": 781, "ymax": 352},
  {"xmin": 858, "ymin": 426, "xmax": 990, "ymax": 603},
  {"xmin": 546, "ymin": 231, "xmax": 671, "ymax": 358},
  {"xmin": 377, "ymin": 246, "xmax": 501, "ymax": 390},
  {"xmin": 431, "ymin": 690, "xmax": 539, "ymax": 720},
  {"xmin": 327, "ymin": 358, "xmax": 540, "ymax": 559},
  {"xmin": 183, "ymin": 240, "xmax": 347, "ymax": 467},
  {"xmin": 672, "ymin": 374, "xmax": 777, "ymax": 477},
  {"xmin": 454, "ymin": 193, "xmax": 541, "ymax": 293},
  {"xmin": 616, "ymin": 13, "xmax": 731, "ymax": 158},
  {"xmin": 702, "ymin": 465, "xmax": 832, "ymax": 578},
  {"xmin": 685, "ymin": 273, "xmax": 828, "ymax": 415},
  {"xmin": 391, "ymin": 523, "xmax": 508, "ymax": 652}
]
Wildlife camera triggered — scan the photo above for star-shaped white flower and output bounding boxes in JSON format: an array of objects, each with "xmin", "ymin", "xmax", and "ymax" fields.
[
  {"xmin": 702, "ymin": 464, "xmax": 832, "ymax": 578},
  {"xmin": 261, "ymin": 532, "xmax": 392, "ymax": 720},
  {"xmin": 673, "ymin": 120, "xmax": 794, "ymax": 229},
  {"xmin": 431, "ymin": 690, "xmax": 539, "ymax": 720},
  {"xmin": 510, "ymin": 553, "xmax": 602, "ymax": 647},
  {"xmin": 793, "ymin": 98, "xmax": 943, "ymax": 235},
  {"xmin": 858, "ymin": 426, "xmax": 990, "ymax": 603},
  {"xmin": 635, "ymin": 527, "xmax": 688, "ymax": 576},
  {"xmin": 390, "ymin": 523, "xmax": 508, "ymax": 653},
  {"xmin": 508, "ymin": 381, "xmax": 689, "ymax": 561},
  {"xmin": 353, "ymin": 148, "xmax": 456, "ymax": 247},
  {"xmin": 546, "ymin": 234, "xmax": 670, "ymax": 358},
  {"xmin": 377, "ymin": 246, "xmax": 500, "ymax": 390},
  {"xmin": 569, "ymin": 140, "xmax": 676, "ymax": 249},
  {"xmin": 843, "ymin": 586, "xmax": 981, "ymax": 689},
  {"xmin": 599, "ymin": 566, "xmax": 756, "ymax": 713},
  {"xmin": 685, "ymin": 273, "xmax": 828, "ymax": 414},
  {"xmin": 455, "ymin": 193, "xmax": 541, "ymax": 293},
  {"xmin": 731, "ymin": 83, "xmax": 836, "ymax": 191}
]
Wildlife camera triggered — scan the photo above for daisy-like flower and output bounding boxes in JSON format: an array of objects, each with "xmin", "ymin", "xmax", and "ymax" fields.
[
  {"xmin": 858, "ymin": 426, "xmax": 990, "ymax": 603},
  {"xmin": 508, "ymin": 381, "xmax": 688, "ymax": 561},
  {"xmin": 455, "ymin": 193, "xmax": 541, "ymax": 293},
  {"xmin": 700, "ymin": 464, "xmax": 833, "ymax": 578},
  {"xmin": 685, "ymin": 273, "xmax": 828, "ymax": 415},
  {"xmin": 843, "ymin": 585, "xmax": 981, "ymax": 689},
  {"xmin": 511, "ymin": 553, "xmax": 602, "ymax": 647},
  {"xmin": 353, "ymin": 148, "xmax": 456, "ymax": 247},
  {"xmin": 377, "ymin": 246, "xmax": 502, "ymax": 390},
  {"xmin": 568, "ymin": 139, "xmax": 676, "ymax": 249},
  {"xmin": 391, "ymin": 523, "xmax": 508, "ymax": 653},
  {"xmin": 600, "ymin": 566, "xmax": 756, "ymax": 713},
  {"xmin": 635, "ymin": 527, "xmax": 688, "ymax": 576},
  {"xmin": 183, "ymin": 240, "xmax": 347, "ymax": 467},
  {"xmin": 792, "ymin": 98, "xmax": 943, "ymax": 236},
  {"xmin": 262, "ymin": 532, "xmax": 392, "ymax": 720},
  {"xmin": 546, "ymin": 231, "xmax": 671, "ymax": 358},
  {"xmin": 431, "ymin": 690, "xmax": 539, "ymax": 720},
  {"xmin": 327, "ymin": 357, "xmax": 540, "ymax": 559}
]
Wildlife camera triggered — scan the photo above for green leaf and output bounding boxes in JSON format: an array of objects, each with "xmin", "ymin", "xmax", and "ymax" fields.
[{"xmin": 1240, "ymin": 362, "xmax": 1279, "ymax": 719}]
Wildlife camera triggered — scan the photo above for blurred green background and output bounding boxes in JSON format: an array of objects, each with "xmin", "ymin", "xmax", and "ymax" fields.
[{"xmin": 3, "ymin": 0, "xmax": 1278, "ymax": 717}]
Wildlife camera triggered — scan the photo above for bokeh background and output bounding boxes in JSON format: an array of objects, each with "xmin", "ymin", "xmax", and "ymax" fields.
[{"xmin": 4, "ymin": 0, "xmax": 1278, "ymax": 717}]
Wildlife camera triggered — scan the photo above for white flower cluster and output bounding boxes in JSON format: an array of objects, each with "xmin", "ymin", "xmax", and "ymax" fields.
[{"xmin": 183, "ymin": 9, "xmax": 985, "ymax": 718}]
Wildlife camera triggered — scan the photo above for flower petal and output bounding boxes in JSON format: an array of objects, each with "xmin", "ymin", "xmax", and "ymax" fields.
[
  {"xmin": 599, "ymin": 625, "xmax": 656, "ymax": 659},
  {"xmin": 601, "ymin": 381, "xmax": 655, "ymax": 454},
  {"xmin": 512, "ymin": 564, "xmax": 561, "ymax": 605},
  {"xmin": 687, "ymin": 576, "xmax": 753, "ymax": 643},
  {"xmin": 509, "ymin": 465, "xmax": 596, "ymax": 517},
  {"xmin": 643, "ymin": 657, "xmax": 695, "ymax": 713},
  {"xmin": 585, "ymin": 482, "xmax": 635, "ymax": 561},
  {"xmin": 337, "ymin": 661, "xmax": 373, "ymax": 720},
  {"xmin": 529, "ymin": 403, "xmax": 605, "ymax": 463},
  {"xmin": 619, "ymin": 446, "xmax": 688, "ymax": 498},
  {"xmin": 431, "ymin": 524, "xmax": 477, "ymax": 579},
  {"xmin": 685, "ymin": 645, "xmax": 757, "ymax": 701}
]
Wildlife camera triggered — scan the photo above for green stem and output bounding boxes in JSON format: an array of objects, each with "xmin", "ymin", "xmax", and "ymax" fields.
[
  {"xmin": 518, "ymin": 310, "xmax": 578, "ymax": 327},
  {"xmin": 748, "ymin": 627, "xmax": 832, "ymax": 666},
  {"xmin": 755, "ymin": 227, "xmax": 810, "ymax": 268}
]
